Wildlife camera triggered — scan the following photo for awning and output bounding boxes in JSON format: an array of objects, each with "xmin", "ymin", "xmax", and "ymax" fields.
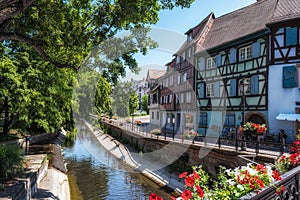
[{"xmin": 276, "ymin": 114, "xmax": 300, "ymax": 121}]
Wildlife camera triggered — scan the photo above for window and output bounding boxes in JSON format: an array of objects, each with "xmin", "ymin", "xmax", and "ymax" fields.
[
  {"xmin": 177, "ymin": 74, "xmax": 181, "ymax": 84},
  {"xmin": 239, "ymin": 45, "xmax": 252, "ymax": 61},
  {"xmin": 186, "ymin": 92, "xmax": 191, "ymax": 103},
  {"xmin": 206, "ymin": 83, "xmax": 215, "ymax": 97},
  {"xmin": 181, "ymin": 93, "xmax": 184, "ymax": 103},
  {"xmin": 156, "ymin": 112, "xmax": 159, "ymax": 120},
  {"xmin": 165, "ymin": 78, "xmax": 168, "ymax": 87},
  {"xmin": 183, "ymin": 73, "xmax": 187, "ymax": 82},
  {"xmin": 238, "ymin": 78, "xmax": 251, "ymax": 95},
  {"xmin": 199, "ymin": 112, "xmax": 208, "ymax": 126},
  {"xmin": 169, "ymin": 75, "xmax": 173, "ymax": 85},
  {"xmin": 206, "ymin": 57, "xmax": 216, "ymax": 69},
  {"xmin": 176, "ymin": 56, "xmax": 180, "ymax": 64},
  {"xmin": 182, "ymin": 52, "xmax": 186, "ymax": 60},
  {"xmin": 187, "ymin": 48, "xmax": 192, "ymax": 58},
  {"xmin": 152, "ymin": 112, "xmax": 154, "ymax": 119},
  {"xmin": 224, "ymin": 113, "xmax": 235, "ymax": 127},
  {"xmin": 187, "ymin": 34, "xmax": 193, "ymax": 42}
]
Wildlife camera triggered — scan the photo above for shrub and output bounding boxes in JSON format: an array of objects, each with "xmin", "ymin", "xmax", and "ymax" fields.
[{"xmin": 0, "ymin": 145, "xmax": 24, "ymax": 181}]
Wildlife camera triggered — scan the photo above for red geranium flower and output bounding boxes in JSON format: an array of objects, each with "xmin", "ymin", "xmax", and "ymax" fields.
[
  {"xmin": 181, "ymin": 189, "xmax": 192, "ymax": 200},
  {"xmin": 179, "ymin": 171, "xmax": 188, "ymax": 178},
  {"xmin": 272, "ymin": 170, "xmax": 282, "ymax": 181},
  {"xmin": 196, "ymin": 185, "xmax": 204, "ymax": 197},
  {"xmin": 149, "ymin": 193, "xmax": 159, "ymax": 200},
  {"xmin": 193, "ymin": 170, "xmax": 200, "ymax": 180},
  {"xmin": 184, "ymin": 176, "xmax": 195, "ymax": 187}
]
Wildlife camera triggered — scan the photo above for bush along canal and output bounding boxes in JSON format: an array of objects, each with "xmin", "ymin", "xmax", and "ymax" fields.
[{"xmin": 64, "ymin": 124, "xmax": 173, "ymax": 200}]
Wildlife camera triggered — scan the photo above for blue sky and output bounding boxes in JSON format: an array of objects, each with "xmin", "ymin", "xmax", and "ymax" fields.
[{"xmin": 123, "ymin": 0, "xmax": 256, "ymax": 81}]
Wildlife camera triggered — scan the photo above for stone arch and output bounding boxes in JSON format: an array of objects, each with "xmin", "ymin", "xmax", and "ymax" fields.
[{"xmin": 245, "ymin": 112, "xmax": 268, "ymax": 126}]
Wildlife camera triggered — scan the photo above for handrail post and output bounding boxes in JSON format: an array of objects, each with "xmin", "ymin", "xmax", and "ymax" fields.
[
  {"xmin": 256, "ymin": 141, "xmax": 259, "ymax": 155},
  {"xmin": 218, "ymin": 138, "xmax": 221, "ymax": 149}
]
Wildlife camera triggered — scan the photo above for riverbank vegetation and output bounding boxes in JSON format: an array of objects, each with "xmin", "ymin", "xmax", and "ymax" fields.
[{"xmin": 0, "ymin": 145, "xmax": 24, "ymax": 182}]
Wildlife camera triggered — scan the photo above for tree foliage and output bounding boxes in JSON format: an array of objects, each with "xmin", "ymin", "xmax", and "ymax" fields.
[
  {"xmin": 129, "ymin": 92, "xmax": 139, "ymax": 116},
  {"xmin": 0, "ymin": 0, "xmax": 195, "ymax": 73},
  {"xmin": 141, "ymin": 94, "xmax": 149, "ymax": 114},
  {"xmin": 111, "ymin": 82, "xmax": 134, "ymax": 117}
]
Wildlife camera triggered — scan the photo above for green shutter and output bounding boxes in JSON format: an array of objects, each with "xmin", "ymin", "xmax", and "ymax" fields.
[
  {"xmin": 229, "ymin": 48, "xmax": 236, "ymax": 63},
  {"xmin": 283, "ymin": 65, "xmax": 297, "ymax": 88},
  {"xmin": 286, "ymin": 27, "xmax": 298, "ymax": 46},
  {"xmin": 250, "ymin": 75, "xmax": 259, "ymax": 94},
  {"xmin": 230, "ymin": 79, "xmax": 236, "ymax": 96},
  {"xmin": 252, "ymin": 42, "xmax": 261, "ymax": 58}
]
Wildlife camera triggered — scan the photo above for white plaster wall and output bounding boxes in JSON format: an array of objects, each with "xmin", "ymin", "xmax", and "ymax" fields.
[{"xmin": 268, "ymin": 64, "xmax": 300, "ymax": 142}]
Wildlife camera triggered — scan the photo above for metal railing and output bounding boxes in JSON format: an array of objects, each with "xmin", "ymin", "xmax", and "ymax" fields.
[{"xmin": 102, "ymin": 119, "xmax": 288, "ymax": 157}]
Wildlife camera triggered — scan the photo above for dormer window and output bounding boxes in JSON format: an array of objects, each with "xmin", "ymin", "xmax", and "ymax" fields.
[
  {"xmin": 206, "ymin": 57, "xmax": 216, "ymax": 69},
  {"xmin": 239, "ymin": 45, "xmax": 252, "ymax": 61},
  {"xmin": 176, "ymin": 56, "xmax": 180, "ymax": 64},
  {"xmin": 187, "ymin": 34, "xmax": 193, "ymax": 42}
]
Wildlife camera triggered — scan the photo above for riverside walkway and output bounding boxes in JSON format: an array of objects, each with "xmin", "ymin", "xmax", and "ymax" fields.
[{"xmin": 102, "ymin": 118, "xmax": 287, "ymax": 159}]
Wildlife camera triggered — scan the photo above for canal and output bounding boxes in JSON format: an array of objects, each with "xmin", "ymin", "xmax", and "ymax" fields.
[{"xmin": 63, "ymin": 126, "xmax": 172, "ymax": 200}]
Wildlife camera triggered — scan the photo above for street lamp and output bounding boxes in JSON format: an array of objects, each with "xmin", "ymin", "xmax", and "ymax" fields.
[
  {"xmin": 239, "ymin": 78, "xmax": 250, "ymax": 150},
  {"xmin": 239, "ymin": 78, "xmax": 250, "ymax": 125}
]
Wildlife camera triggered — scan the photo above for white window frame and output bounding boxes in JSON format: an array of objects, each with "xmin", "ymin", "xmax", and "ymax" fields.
[
  {"xmin": 176, "ymin": 56, "xmax": 180, "ymax": 64},
  {"xmin": 177, "ymin": 74, "xmax": 181, "ymax": 84},
  {"xmin": 238, "ymin": 78, "xmax": 251, "ymax": 95},
  {"xmin": 183, "ymin": 72, "xmax": 187, "ymax": 82},
  {"xmin": 186, "ymin": 92, "xmax": 191, "ymax": 103},
  {"xmin": 239, "ymin": 45, "xmax": 252, "ymax": 61},
  {"xmin": 206, "ymin": 83, "xmax": 215, "ymax": 97},
  {"xmin": 206, "ymin": 57, "xmax": 216, "ymax": 69},
  {"xmin": 181, "ymin": 93, "xmax": 184, "ymax": 103},
  {"xmin": 165, "ymin": 78, "xmax": 168, "ymax": 87}
]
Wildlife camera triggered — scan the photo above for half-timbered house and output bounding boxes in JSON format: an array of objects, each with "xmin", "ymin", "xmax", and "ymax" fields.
[
  {"xmin": 195, "ymin": 0, "xmax": 275, "ymax": 136},
  {"xmin": 267, "ymin": 0, "xmax": 300, "ymax": 142},
  {"xmin": 146, "ymin": 69, "xmax": 165, "ymax": 127}
]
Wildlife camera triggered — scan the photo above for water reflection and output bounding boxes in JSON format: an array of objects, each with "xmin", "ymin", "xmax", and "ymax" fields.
[{"xmin": 64, "ymin": 126, "xmax": 171, "ymax": 200}]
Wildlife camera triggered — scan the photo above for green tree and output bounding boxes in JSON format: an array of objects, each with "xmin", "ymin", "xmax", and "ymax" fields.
[
  {"xmin": 110, "ymin": 82, "xmax": 134, "ymax": 117},
  {"xmin": 0, "ymin": 0, "xmax": 194, "ymax": 74},
  {"xmin": 95, "ymin": 76, "xmax": 112, "ymax": 115},
  {"xmin": 129, "ymin": 92, "xmax": 139, "ymax": 130},
  {"xmin": 141, "ymin": 94, "xmax": 149, "ymax": 114}
]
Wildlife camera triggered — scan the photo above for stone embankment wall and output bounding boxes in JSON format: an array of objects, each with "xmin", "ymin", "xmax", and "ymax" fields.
[
  {"xmin": 103, "ymin": 122, "xmax": 275, "ymax": 176},
  {"xmin": 0, "ymin": 131, "xmax": 67, "ymax": 200}
]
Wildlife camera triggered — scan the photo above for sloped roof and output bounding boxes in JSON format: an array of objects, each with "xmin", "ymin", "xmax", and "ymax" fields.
[
  {"xmin": 270, "ymin": 0, "xmax": 300, "ymax": 23},
  {"xmin": 201, "ymin": 0, "xmax": 277, "ymax": 51},
  {"xmin": 175, "ymin": 13, "xmax": 214, "ymax": 55},
  {"xmin": 147, "ymin": 69, "xmax": 165, "ymax": 80}
]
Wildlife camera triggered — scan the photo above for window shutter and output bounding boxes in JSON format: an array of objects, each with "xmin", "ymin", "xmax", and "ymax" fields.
[
  {"xmin": 198, "ymin": 83, "xmax": 205, "ymax": 98},
  {"xmin": 229, "ymin": 48, "xmax": 237, "ymax": 63},
  {"xmin": 250, "ymin": 75, "xmax": 259, "ymax": 94},
  {"xmin": 214, "ymin": 81, "xmax": 220, "ymax": 97},
  {"xmin": 286, "ymin": 27, "xmax": 297, "ymax": 46},
  {"xmin": 198, "ymin": 58, "xmax": 205, "ymax": 71},
  {"xmin": 230, "ymin": 79, "xmax": 237, "ymax": 96},
  {"xmin": 216, "ymin": 54, "xmax": 222, "ymax": 67},
  {"xmin": 283, "ymin": 65, "xmax": 297, "ymax": 88},
  {"xmin": 252, "ymin": 42, "xmax": 261, "ymax": 58}
]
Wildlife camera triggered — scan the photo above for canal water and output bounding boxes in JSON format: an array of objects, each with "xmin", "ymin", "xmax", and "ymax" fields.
[{"xmin": 63, "ymin": 127, "xmax": 172, "ymax": 200}]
